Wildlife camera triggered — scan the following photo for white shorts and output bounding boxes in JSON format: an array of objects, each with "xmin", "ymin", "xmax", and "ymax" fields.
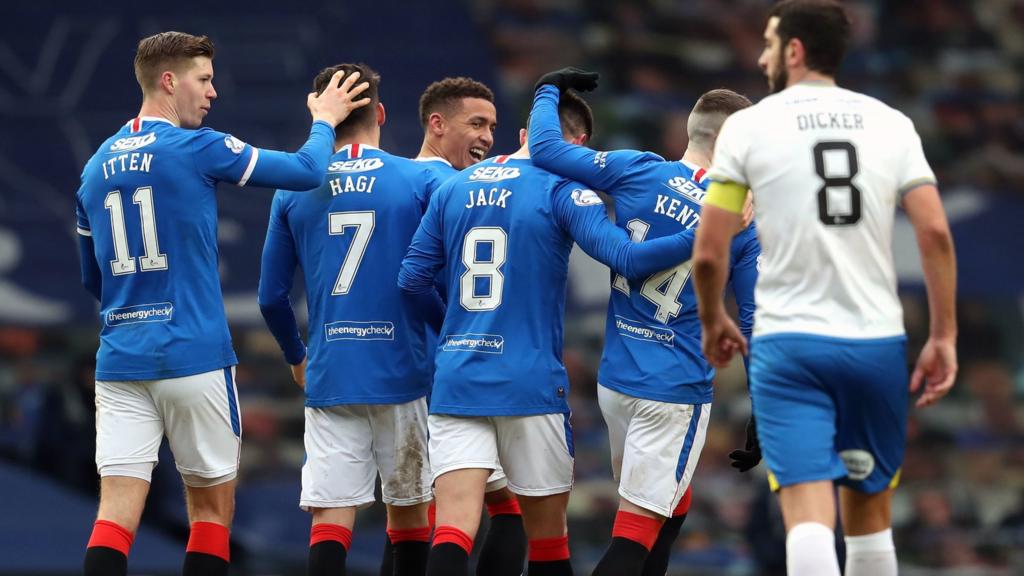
[
  {"xmin": 598, "ymin": 385, "xmax": 710, "ymax": 517},
  {"xmin": 301, "ymin": 398, "xmax": 433, "ymax": 511},
  {"xmin": 95, "ymin": 367, "xmax": 241, "ymax": 487},
  {"xmin": 428, "ymin": 413, "xmax": 574, "ymax": 497}
]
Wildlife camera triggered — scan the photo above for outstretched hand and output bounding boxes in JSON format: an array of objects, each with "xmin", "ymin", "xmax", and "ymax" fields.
[{"xmin": 535, "ymin": 67, "xmax": 599, "ymax": 93}]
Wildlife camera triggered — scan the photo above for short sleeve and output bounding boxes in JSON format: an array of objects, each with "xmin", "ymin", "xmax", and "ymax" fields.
[
  {"xmin": 191, "ymin": 128, "xmax": 258, "ymax": 186},
  {"xmin": 897, "ymin": 116, "xmax": 937, "ymax": 197},
  {"xmin": 708, "ymin": 112, "xmax": 752, "ymax": 186}
]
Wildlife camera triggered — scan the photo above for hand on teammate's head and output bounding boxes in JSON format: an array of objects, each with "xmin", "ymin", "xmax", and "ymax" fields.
[
  {"xmin": 307, "ymin": 70, "xmax": 372, "ymax": 127},
  {"xmin": 535, "ymin": 67, "xmax": 599, "ymax": 93}
]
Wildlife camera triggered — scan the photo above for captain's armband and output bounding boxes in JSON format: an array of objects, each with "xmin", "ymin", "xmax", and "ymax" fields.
[{"xmin": 704, "ymin": 181, "xmax": 748, "ymax": 214}]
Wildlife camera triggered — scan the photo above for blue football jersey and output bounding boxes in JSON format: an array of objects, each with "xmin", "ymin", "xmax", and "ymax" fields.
[
  {"xmin": 399, "ymin": 154, "xmax": 699, "ymax": 417},
  {"xmin": 76, "ymin": 116, "xmax": 335, "ymax": 381},
  {"xmin": 260, "ymin": 144, "xmax": 440, "ymax": 406},
  {"xmin": 529, "ymin": 85, "xmax": 760, "ymax": 404}
]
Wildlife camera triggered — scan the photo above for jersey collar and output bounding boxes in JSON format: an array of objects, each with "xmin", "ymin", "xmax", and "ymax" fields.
[{"xmin": 414, "ymin": 156, "xmax": 452, "ymax": 166}]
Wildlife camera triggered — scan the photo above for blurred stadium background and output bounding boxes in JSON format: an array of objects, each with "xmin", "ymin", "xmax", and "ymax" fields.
[{"xmin": 1, "ymin": 0, "xmax": 1022, "ymax": 574}]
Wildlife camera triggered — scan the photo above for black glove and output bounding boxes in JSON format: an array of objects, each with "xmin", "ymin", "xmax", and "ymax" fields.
[
  {"xmin": 535, "ymin": 67, "xmax": 599, "ymax": 93},
  {"xmin": 729, "ymin": 414, "xmax": 762, "ymax": 472}
]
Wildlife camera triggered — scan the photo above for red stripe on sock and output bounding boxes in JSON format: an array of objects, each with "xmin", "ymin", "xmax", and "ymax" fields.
[
  {"xmin": 433, "ymin": 525, "xmax": 473, "ymax": 554},
  {"xmin": 486, "ymin": 496, "xmax": 522, "ymax": 517},
  {"xmin": 612, "ymin": 511, "xmax": 663, "ymax": 551},
  {"xmin": 427, "ymin": 502, "xmax": 436, "ymax": 528},
  {"xmin": 388, "ymin": 526, "xmax": 431, "ymax": 544},
  {"xmin": 673, "ymin": 486, "xmax": 693, "ymax": 517},
  {"xmin": 310, "ymin": 523, "xmax": 353, "ymax": 550},
  {"xmin": 528, "ymin": 535, "xmax": 570, "ymax": 562},
  {"xmin": 186, "ymin": 521, "xmax": 230, "ymax": 562},
  {"xmin": 87, "ymin": 520, "xmax": 134, "ymax": 555}
]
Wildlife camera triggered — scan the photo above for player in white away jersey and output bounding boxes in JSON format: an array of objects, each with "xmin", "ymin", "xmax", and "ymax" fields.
[{"xmin": 692, "ymin": 2, "xmax": 958, "ymax": 576}]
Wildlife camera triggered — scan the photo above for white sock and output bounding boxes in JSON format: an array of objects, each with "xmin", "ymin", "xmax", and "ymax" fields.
[
  {"xmin": 845, "ymin": 528, "xmax": 897, "ymax": 576},
  {"xmin": 786, "ymin": 522, "xmax": 841, "ymax": 576}
]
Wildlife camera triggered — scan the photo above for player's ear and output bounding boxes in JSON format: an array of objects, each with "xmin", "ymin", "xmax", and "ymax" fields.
[
  {"xmin": 573, "ymin": 133, "xmax": 589, "ymax": 146},
  {"xmin": 428, "ymin": 112, "xmax": 446, "ymax": 136},
  {"xmin": 377, "ymin": 103, "xmax": 386, "ymax": 127},
  {"xmin": 786, "ymin": 37, "xmax": 804, "ymax": 70},
  {"xmin": 519, "ymin": 128, "xmax": 527, "ymax": 147},
  {"xmin": 160, "ymin": 71, "xmax": 176, "ymax": 95}
]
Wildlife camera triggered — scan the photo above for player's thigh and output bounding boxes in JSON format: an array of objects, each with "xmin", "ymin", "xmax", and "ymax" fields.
[
  {"xmin": 597, "ymin": 384, "xmax": 631, "ymax": 481},
  {"xmin": 302, "ymin": 404, "xmax": 377, "ymax": 511},
  {"xmin": 494, "ymin": 413, "xmax": 574, "ymax": 497},
  {"xmin": 618, "ymin": 397, "xmax": 711, "ymax": 518},
  {"xmin": 749, "ymin": 336, "xmax": 847, "ymax": 491},
  {"xmin": 427, "ymin": 414, "xmax": 499, "ymax": 482},
  {"xmin": 154, "ymin": 367, "xmax": 241, "ymax": 486},
  {"xmin": 370, "ymin": 397, "xmax": 432, "ymax": 506},
  {"xmin": 94, "ymin": 378, "xmax": 163, "ymax": 482},
  {"xmin": 833, "ymin": 338, "xmax": 909, "ymax": 495}
]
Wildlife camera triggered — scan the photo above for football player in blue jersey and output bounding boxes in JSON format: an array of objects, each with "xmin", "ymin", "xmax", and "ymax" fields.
[
  {"xmin": 258, "ymin": 62, "xmax": 444, "ymax": 576},
  {"xmin": 528, "ymin": 71, "xmax": 759, "ymax": 576},
  {"xmin": 408, "ymin": 77, "xmax": 531, "ymax": 576},
  {"xmin": 75, "ymin": 32, "xmax": 369, "ymax": 576},
  {"xmin": 400, "ymin": 83, "xmax": 701, "ymax": 576},
  {"xmin": 416, "ymin": 77, "xmax": 497, "ymax": 174}
]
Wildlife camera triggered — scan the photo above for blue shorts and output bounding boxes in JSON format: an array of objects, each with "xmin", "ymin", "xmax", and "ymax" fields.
[{"xmin": 749, "ymin": 333, "xmax": 908, "ymax": 494}]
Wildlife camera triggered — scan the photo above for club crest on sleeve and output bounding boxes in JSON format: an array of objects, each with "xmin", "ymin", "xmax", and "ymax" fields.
[
  {"xmin": 571, "ymin": 188, "xmax": 603, "ymax": 206},
  {"xmin": 224, "ymin": 135, "xmax": 246, "ymax": 154}
]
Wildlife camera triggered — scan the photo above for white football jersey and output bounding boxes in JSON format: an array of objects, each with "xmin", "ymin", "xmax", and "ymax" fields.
[{"xmin": 709, "ymin": 82, "xmax": 936, "ymax": 339}]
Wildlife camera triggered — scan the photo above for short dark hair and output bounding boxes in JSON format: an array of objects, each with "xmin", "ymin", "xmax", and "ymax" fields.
[
  {"xmin": 693, "ymin": 89, "xmax": 752, "ymax": 116},
  {"xmin": 134, "ymin": 32, "xmax": 215, "ymax": 92},
  {"xmin": 419, "ymin": 77, "xmax": 494, "ymax": 128},
  {"xmin": 313, "ymin": 63, "xmax": 380, "ymax": 135},
  {"xmin": 769, "ymin": 0, "xmax": 850, "ymax": 76},
  {"xmin": 558, "ymin": 90, "xmax": 594, "ymax": 140}
]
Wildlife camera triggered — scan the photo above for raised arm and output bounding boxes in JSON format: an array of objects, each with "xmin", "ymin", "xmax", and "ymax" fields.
[
  {"xmin": 554, "ymin": 184, "xmax": 694, "ymax": 280},
  {"xmin": 199, "ymin": 70, "xmax": 372, "ymax": 191},
  {"xmin": 528, "ymin": 84, "xmax": 645, "ymax": 192},
  {"xmin": 257, "ymin": 194, "xmax": 306, "ymax": 367}
]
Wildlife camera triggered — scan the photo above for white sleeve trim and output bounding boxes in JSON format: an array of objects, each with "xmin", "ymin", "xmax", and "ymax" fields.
[
  {"xmin": 238, "ymin": 147, "xmax": 260, "ymax": 187},
  {"xmin": 77, "ymin": 227, "xmax": 92, "ymax": 237}
]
